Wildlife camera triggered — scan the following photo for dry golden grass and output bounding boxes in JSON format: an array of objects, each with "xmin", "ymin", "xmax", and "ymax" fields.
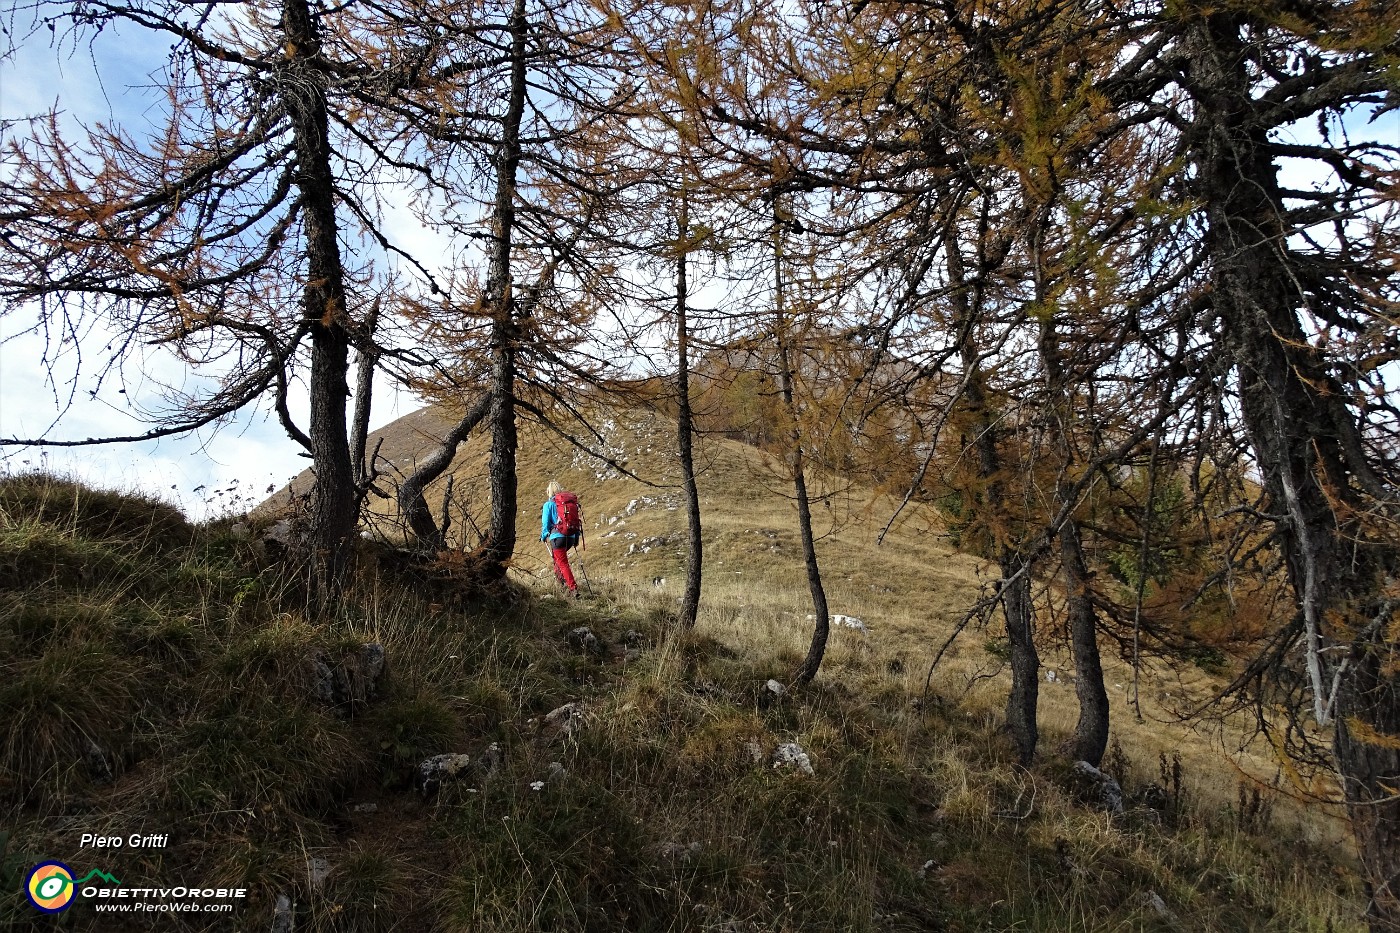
[
  {"xmin": 409, "ymin": 405, "xmax": 1343, "ymax": 843},
  {"xmin": 212, "ymin": 402, "xmax": 1364, "ymax": 931}
]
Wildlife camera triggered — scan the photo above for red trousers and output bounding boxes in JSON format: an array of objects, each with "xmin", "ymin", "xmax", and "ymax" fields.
[{"xmin": 550, "ymin": 544, "xmax": 577, "ymax": 591}]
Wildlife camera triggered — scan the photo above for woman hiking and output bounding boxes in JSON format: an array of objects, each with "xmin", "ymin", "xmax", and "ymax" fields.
[{"xmin": 541, "ymin": 480, "xmax": 585, "ymax": 597}]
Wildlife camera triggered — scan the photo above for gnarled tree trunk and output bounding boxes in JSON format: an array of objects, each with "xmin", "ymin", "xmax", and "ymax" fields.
[{"xmin": 1186, "ymin": 12, "xmax": 1400, "ymax": 928}]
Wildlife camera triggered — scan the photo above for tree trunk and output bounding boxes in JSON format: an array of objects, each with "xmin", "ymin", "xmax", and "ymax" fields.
[
  {"xmin": 771, "ymin": 196, "xmax": 829, "ymax": 685},
  {"xmin": 282, "ymin": 0, "xmax": 357, "ymax": 606},
  {"xmin": 1063, "ymin": 519, "xmax": 1109, "ymax": 765},
  {"xmin": 789, "ymin": 383, "xmax": 828, "ymax": 683},
  {"xmin": 398, "ymin": 393, "xmax": 494, "ymax": 548},
  {"xmin": 945, "ymin": 223, "xmax": 1040, "ymax": 763},
  {"xmin": 1338, "ymin": 660, "xmax": 1400, "ymax": 932},
  {"xmin": 350, "ymin": 298, "xmax": 380, "ymax": 492},
  {"xmin": 1186, "ymin": 12, "xmax": 1400, "ymax": 928},
  {"xmin": 675, "ymin": 195, "xmax": 703, "ymax": 629},
  {"xmin": 481, "ymin": 0, "xmax": 529, "ymax": 577},
  {"xmin": 1034, "ymin": 277, "xmax": 1109, "ymax": 767},
  {"xmin": 1000, "ymin": 554, "xmax": 1039, "ymax": 765}
]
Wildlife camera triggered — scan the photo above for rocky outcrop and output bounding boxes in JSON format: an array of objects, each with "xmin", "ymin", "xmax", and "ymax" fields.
[
  {"xmin": 416, "ymin": 753, "xmax": 474, "ymax": 797},
  {"xmin": 415, "ymin": 742, "xmax": 504, "ymax": 797},
  {"xmin": 567, "ymin": 627, "xmax": 603, "ymax": 656},
  {"xmin": 1070, "ymin": 760, "xmax": 1124, "ymax": 816},
  {"xmin": 271, "ymin": 894, "xmax": 295, "ymax": 933},
  {"xmin": 312, "ymin": 642, "xmax": 387, "ymax": 714},
  {"xmin": 539, "ymin": 702, "xmax": 587, "ymax": 744}
]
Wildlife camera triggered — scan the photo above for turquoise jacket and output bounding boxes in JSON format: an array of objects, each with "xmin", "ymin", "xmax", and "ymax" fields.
[{"xmin": 541, "ymin": 498, "xmax": 576, "ymax": 547}]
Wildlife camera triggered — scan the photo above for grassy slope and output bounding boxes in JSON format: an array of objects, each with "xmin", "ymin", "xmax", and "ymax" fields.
[{"xmin": 0, "ymin": 407, "xmax": 1363, "ymax": 932}]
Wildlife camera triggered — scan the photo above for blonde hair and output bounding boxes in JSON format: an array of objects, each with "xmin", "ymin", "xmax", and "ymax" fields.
[{"xmin": 546, "ymin": 480, "xmax": 561, "ymax": 498}]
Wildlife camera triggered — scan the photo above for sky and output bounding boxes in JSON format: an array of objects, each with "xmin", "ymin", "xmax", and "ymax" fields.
[{"xmin": 0, "ymin": 16, "xmax": 427, "ymax": 520}]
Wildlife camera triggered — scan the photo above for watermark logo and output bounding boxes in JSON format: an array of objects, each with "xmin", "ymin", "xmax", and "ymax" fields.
[{"xmin": 24, "ymin": 862, "xmax": 121, "ymax": 913}]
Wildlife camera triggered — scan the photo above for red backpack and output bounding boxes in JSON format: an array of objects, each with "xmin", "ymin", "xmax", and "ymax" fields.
[{"xmin": 552, "ymin": 491, "xmax": 583, "ymax": 538}]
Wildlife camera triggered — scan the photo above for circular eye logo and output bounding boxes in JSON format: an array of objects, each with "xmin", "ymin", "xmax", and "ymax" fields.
[{"xmin": 25, "ymin": 861, "xmax": 76, "ymax": 913}]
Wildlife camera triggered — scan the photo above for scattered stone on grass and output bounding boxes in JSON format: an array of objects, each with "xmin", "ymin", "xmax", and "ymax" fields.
[
  {"xmin": 772, "ymin": 742, "xmax": 815, "ymax": 777},
  {"xmin": 416, "ymin": 753, "xmax": 474, "ymax": 797},
  {"xmin": 540, "ymin": 702, "xmax": 587, "ymax": 744}
]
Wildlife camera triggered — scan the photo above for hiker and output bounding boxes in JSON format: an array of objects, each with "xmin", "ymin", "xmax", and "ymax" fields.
[{"xmin": 541, "ymin": 480, "xmax": 585, "ymax": 597}]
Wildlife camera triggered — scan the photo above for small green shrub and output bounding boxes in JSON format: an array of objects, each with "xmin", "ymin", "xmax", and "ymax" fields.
[{"xmin": 983, "ymin": 636, "xmax": 1012, "ymax": 661}]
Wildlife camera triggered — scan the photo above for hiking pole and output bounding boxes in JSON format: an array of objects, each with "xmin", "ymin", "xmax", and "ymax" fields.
[
  {"xmin": 544, "ymin": 541, "xmax": 562, "ymax": 593},
  {"xmin": 576, "ymin": 553, "xmax": 593, "ymax": 597}
]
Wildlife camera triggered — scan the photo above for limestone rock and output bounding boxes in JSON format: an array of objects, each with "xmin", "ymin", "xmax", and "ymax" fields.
[
  {"xmin": 1138, "ymin": 782, "xmax": 1169, "ymax": 813},
  {"xmin": 312, "ymin": 642, "xmax": 388, "ymax": 713},
  {"xmin": 265, "ymin": 520, "xmax": 296, "ymax": 547},
  {"xmin": 82, "ymin": 737, "xmax": 113, "ymax": 784},
  {"xmin": 759, "ymin": 679, "xmax": 786, "ymax": 709},
  {"xmin": 1071, "ymin": 760, "xmax": 1125, "ymax": 816},
  {"xmin": 540, "ymin": 702, "xmax": 586, "ymax": 744},
  {"xmin": 1131, "ymin": 890, "xmax": 1175, "ymax": 921},
  {"xmin": 416, "ymin": 753, "xmax": 473, "ymax": 796},
  {"xmin": 772, "ymin": 742, "xmax": 815, "ymax": 777},
  {"xmin": 567, "ymin": 627, "xmax": 603, "ymax": 656},
  {"xmin": 651, "ymin": 840, "xmax": 703, "ymax": 862},
  {"xmin": 308, "ymin": 857, "xmax": 330, "ymax": 893},
  {"xmin": 832, "ymin": 613, "xmax": 870, "ymax": 634},
  {"xmin": 478, "ymin": 742, "xmax": 504, "ymax": 782},
  {"xmin": 271, "ymin": 894, "xmax": 295, "ymax": 933}
]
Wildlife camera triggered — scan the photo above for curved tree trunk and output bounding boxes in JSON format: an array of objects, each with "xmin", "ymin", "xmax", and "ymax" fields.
[
  {"xmin": 789, "ymin": 383, "xmax": 828, "ymax": 683},
  {"xmin": 771, "ymin": 196, "xmax": 829, "ymax": 684},
  {"xmin": 398, "ymin": 393, "xmax": 494, "ymax": 548},
  {"xmin": 675, "ymin": 195, "xmax": 703, "ymax": 629},
  {"xmin": 945, "ymin": 222, "xmax": 1040, "ymax": 763},
  {"xmin": 350, "ymin": 298, "xmax": 380, "ymax": 493}
]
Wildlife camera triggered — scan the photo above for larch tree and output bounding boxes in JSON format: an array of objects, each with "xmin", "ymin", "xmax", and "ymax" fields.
[
  {"xmin": 1166, "ymin": 1, "xmax": 1400, "ymax": 925},
  {"xmin": 0, "ymin": 0, "xmax": 460, "ymax": 603},
  {"xmin": 381, "ymin": 0, "xmax": 639, "ymax": 567},
  {"xmin": 619, "ymin": 0, "xmax": 843, "ymax": 675}
]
